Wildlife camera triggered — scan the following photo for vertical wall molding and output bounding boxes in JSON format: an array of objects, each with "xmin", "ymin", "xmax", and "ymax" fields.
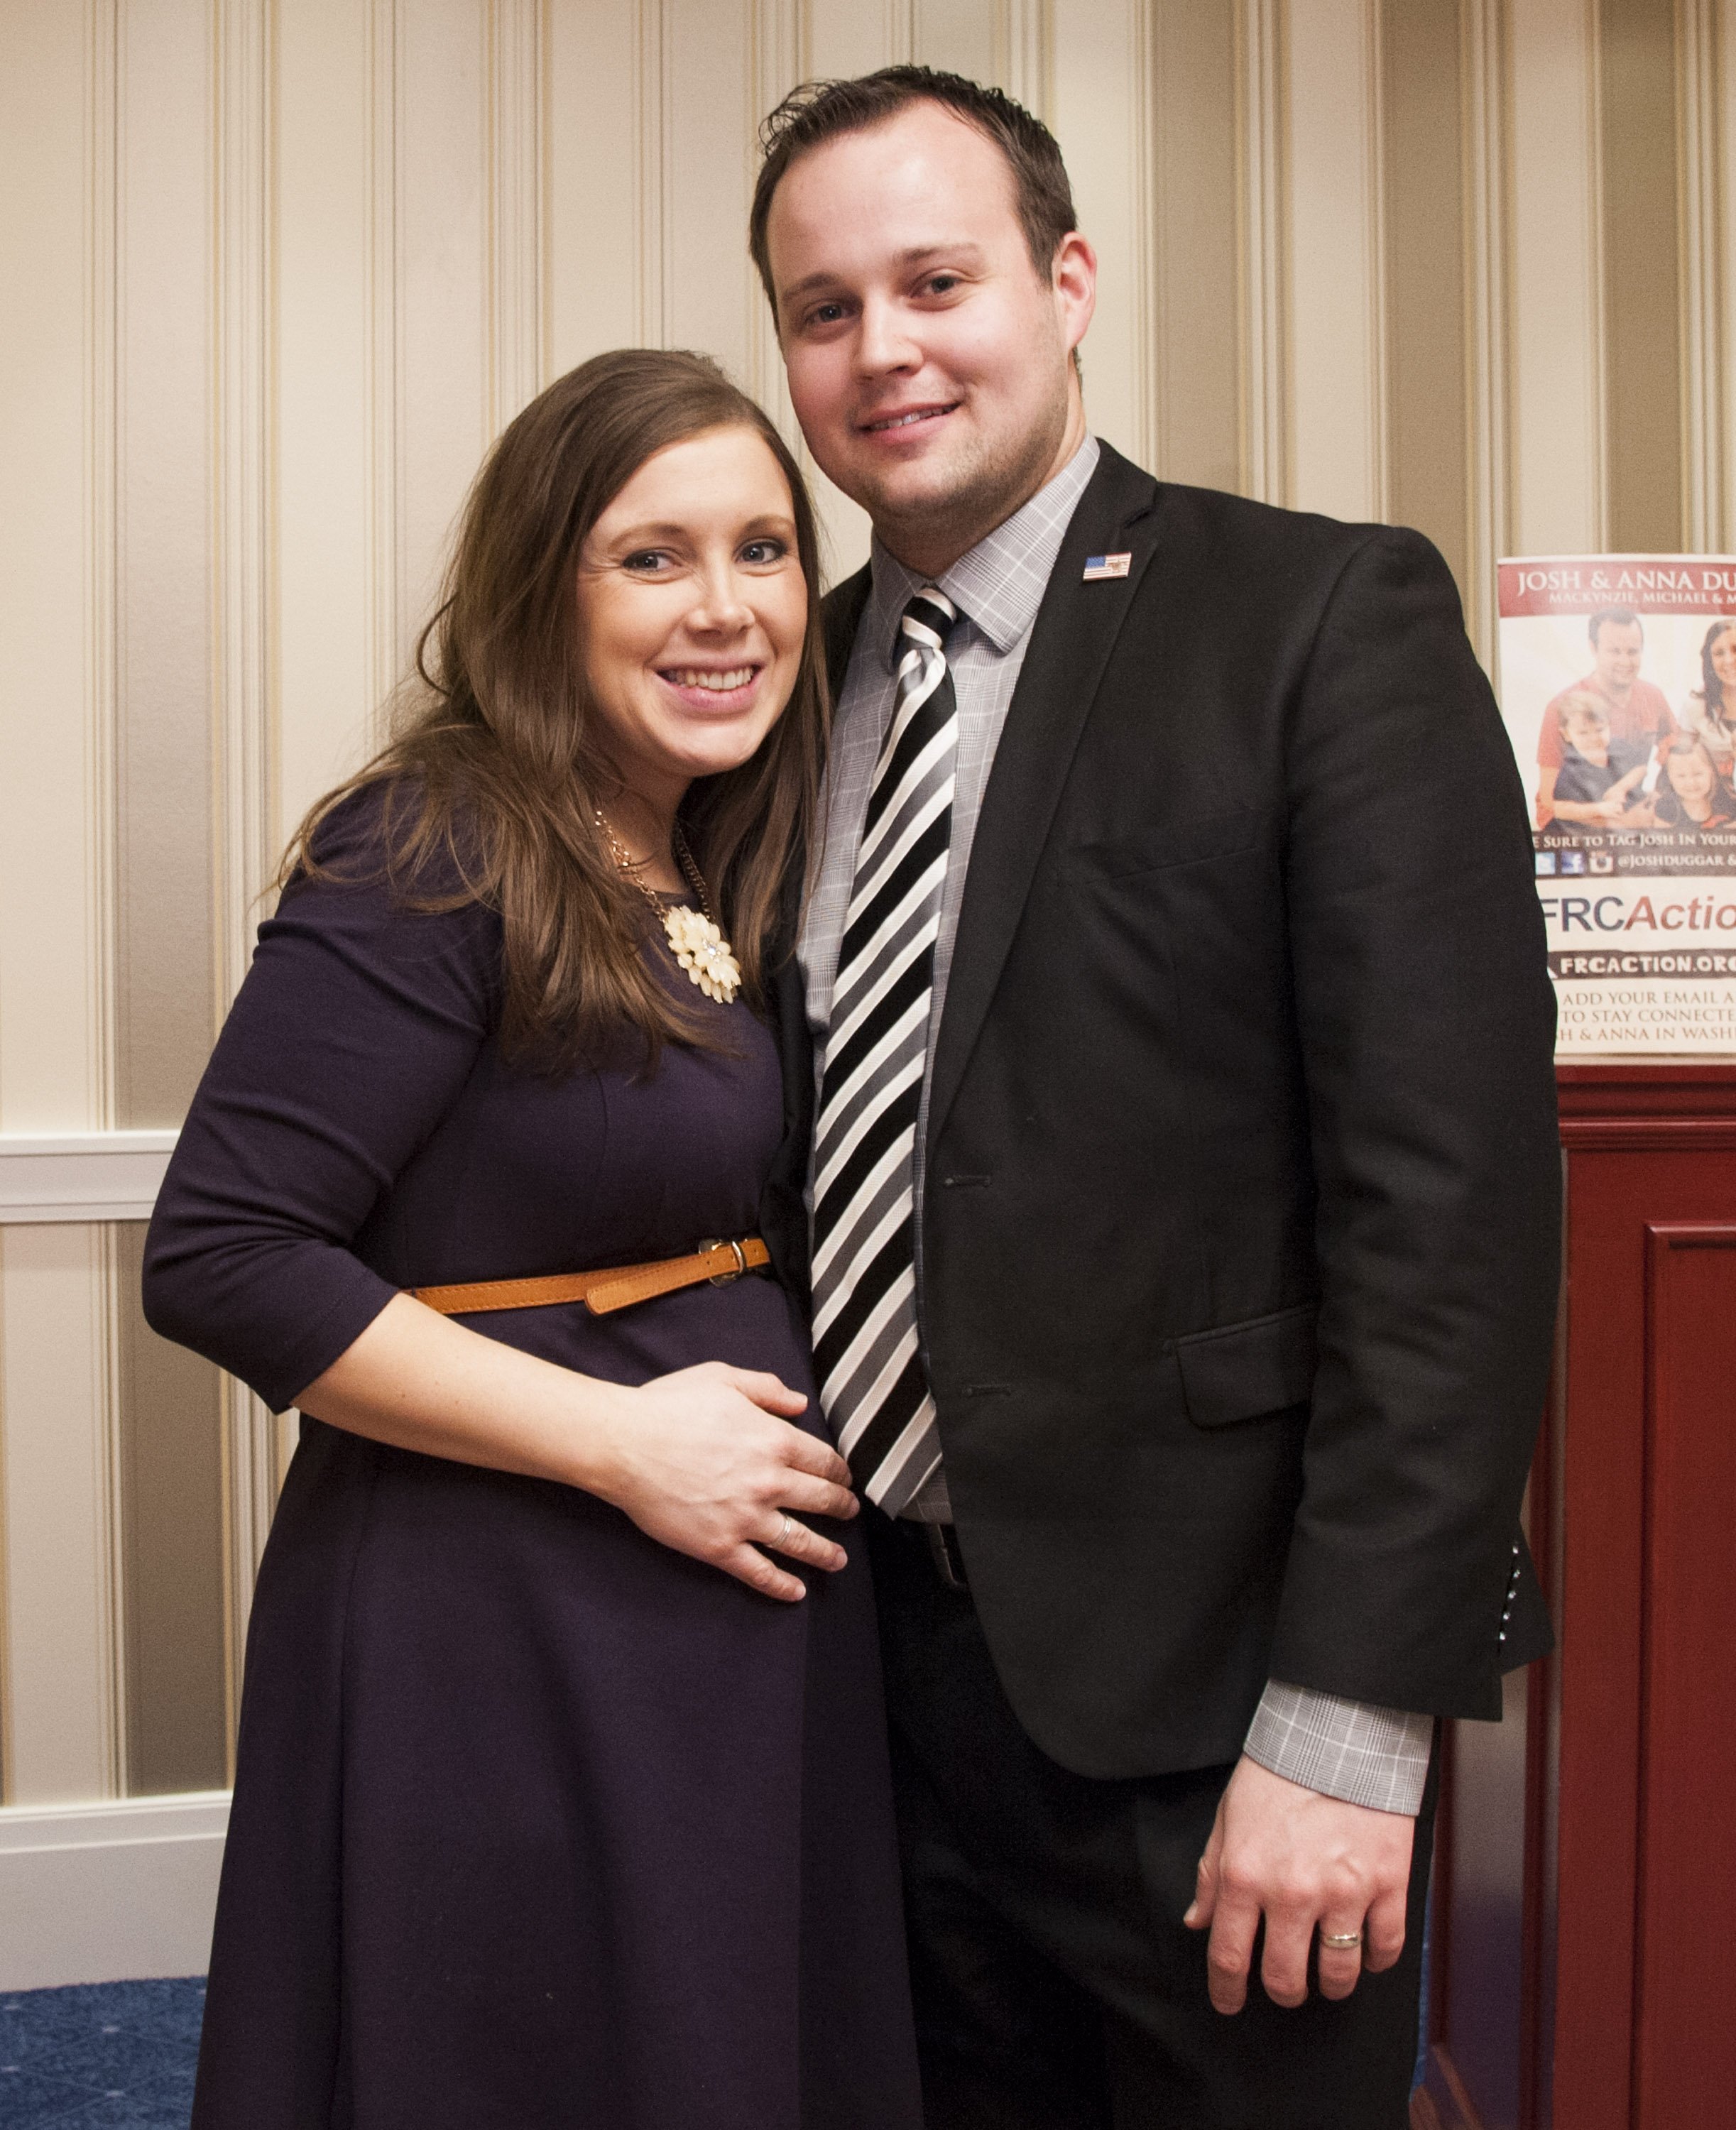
[
  {"xmin": 1718, "ymin": 0, "xmax": 1736, "ymax": 546},
  {"xmin": 634, "ymin": 0, "xmax": 672, "ymax": 346},
  {"xmin": 1463, "ymin": 0, "xmax": 1512, "ymax": 664},
  {"xmin": 1238, "ymin": 0, "xmax": 1288, "ymax": 505},
  {"xmin": 214, "ymin": 0, "xmax": 274, "ymax": 1017},
  {"xmin": 1284, "ymin": 0, "xmax": 1389, "ymax": 523},
  {"xmin": 86, "ymin": 0, "xmax": 119, "ymax": 1137},
  {"xmin": 0, "ymin": 1289, "xmax": 9, "ymax": 1805},
  {"xmin": 94, "ymin": 1228, "xmax": 124, "ymax": 1802},
  {"xmin": 1679, "ymin": 0, "xmax": 1723, "ymax": 549},
  {"xmin": 84, "ymin": 0, "xmax": 124, "ymax": 1808},
  {"xmin": 213, "ymin": 0, "xmax": 279, "ymax": 1779},
  {"xmin": 748, "ymin": 0, "xmax": 806, "ymax": 423},
  {"xmin": 1129, "ymin": 0, "xmax": 1157, "ymax": 477},
  {"xmin": 994, "ymin": 0, "xmax": 1052, "ymax": 117},
  {"xmin": 486, "ymin": 0, "xmax": 545, "ymax": 435},
  {"xmin": 365, "ymin": 0, "xmax": 400, "ymax": 725},
  {"xmin": 1364, "ymin": 0, "xmax": 1390, "ymax": 523},
  {"xmin": 1, "ymin": 1225, "xmax": 126, "ymax": 1806},
  {"xmin": 1505, "ymin": 0, "xmax": 1607, "ymax": 555},
  {"xmin": 1582, "ymin": 0, "xmax": 1611, "ymax": 550}
]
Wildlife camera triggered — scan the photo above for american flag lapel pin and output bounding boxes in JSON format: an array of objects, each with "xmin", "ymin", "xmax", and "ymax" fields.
[{"xmin": 1082, "ymin": 552, "xmax": 1132, "ymax": 581}]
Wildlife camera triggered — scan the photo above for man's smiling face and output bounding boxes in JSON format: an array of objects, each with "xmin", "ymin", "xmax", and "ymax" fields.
[{"xmin": 765, "ymin": 99, "xmax": 1094, "ymax": 575}]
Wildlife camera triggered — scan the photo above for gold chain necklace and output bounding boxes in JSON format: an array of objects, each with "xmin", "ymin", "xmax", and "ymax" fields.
[{"xmin": 594, "ymin": 807, "xmax": 742, "ymax": 1005}]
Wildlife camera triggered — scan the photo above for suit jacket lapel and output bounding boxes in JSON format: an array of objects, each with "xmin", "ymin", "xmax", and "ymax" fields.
[{"xmin": 924, "ymin": 444, "xmax": 1164, "ymax": 1157}]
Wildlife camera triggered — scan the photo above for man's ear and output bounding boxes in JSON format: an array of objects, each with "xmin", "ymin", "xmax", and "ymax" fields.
[{"xmin": 1052, "ymin": 232, "xmax": 1095, "ymax": 388}]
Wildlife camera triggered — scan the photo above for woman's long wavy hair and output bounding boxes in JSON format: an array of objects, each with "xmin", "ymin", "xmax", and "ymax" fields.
[
  {"xmin": 283, "ymin": 351, "xmax": 829, "ymax": 1067},
  {"xmin": 1698, "ymin": 618, "xmax": 1736, "ymax": 725}
]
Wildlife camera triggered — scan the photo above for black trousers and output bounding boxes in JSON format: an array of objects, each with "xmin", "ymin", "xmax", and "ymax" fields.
[{"xmin": 868, "ymin": 1514, "xmax": 1435, "ymax": 2130}]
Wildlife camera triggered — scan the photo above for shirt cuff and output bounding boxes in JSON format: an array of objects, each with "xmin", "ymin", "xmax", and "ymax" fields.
[{"xmin": 1243, "ymin": 1681, "xmax": 1434, "ymax": 1815}]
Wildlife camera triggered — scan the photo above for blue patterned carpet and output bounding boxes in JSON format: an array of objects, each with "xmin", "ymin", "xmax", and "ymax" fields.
[
  {"xmin": 0, "ymin": 1957, "xmax": 1424, "ymax": 2120},
  {"xmin": 0, "ymin": 1979, "xmax": 203, "ymax": 2128}
]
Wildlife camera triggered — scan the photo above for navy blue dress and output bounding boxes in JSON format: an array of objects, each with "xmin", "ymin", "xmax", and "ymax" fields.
[{"xmin": 142, "ymin": 798, "xmax": 922, "ymax": 2130}]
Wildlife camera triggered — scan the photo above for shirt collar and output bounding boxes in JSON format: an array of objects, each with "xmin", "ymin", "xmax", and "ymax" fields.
[{"xmin": 863, "ymin": 434, "xmax": 1101, "ymax": 671}]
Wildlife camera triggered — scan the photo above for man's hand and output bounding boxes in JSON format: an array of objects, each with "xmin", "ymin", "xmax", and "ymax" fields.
[{"xmin": 1183, "ymin": 1754, "xmax": 1414, "ymax": 2014}]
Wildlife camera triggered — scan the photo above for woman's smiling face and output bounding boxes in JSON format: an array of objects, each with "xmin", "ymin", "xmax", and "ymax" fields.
[{"xmin": 575, "ymin": 425, "xmax": 807, "ymax": 804}]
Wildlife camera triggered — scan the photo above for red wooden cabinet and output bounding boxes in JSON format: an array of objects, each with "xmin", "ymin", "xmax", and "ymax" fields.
[{"xmin": 1420, "ymin": 1064, "xmax": 1736, "ymax": 2130}]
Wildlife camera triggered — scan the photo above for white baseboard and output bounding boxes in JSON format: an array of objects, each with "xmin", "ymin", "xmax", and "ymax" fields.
[{"xmin": 0, "ymin": 1791, "xmax": 227, "ymax": 1990}]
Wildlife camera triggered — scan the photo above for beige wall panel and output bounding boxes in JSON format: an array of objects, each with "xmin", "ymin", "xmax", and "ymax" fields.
[
  {"xmin": 114, "ymin": 0, "xmax": 219, "ymax": 1127},
  {"xmin": 546, "ymin": 0, "xmax": 640, "ymax": 373},
  {"xmin": 1598, "ymin": 0, "xmax": 1683, "ymax": 551},
  {"xmin": 1149, "ymin": 0, "xmax": 1241, "ymax": 493},
  {"xmin": 1380, "ymin": 0, "xmax": 1470, "ymax": 601},
  {"xmin": 1680, "ymin": 0, "xmax": 1723, "ymax": 549},
  {"xmin": 1507, "ymin": 0, "xmax": 1606, "ymax": 552},
  {"xmin": 0, "ymin": 1, "xmax": 109, "ymax": 1134},
  {"xmin": 1285, "ymin": 0, "xmax": 1387, "ymax": 523},
  {"xmin": 0, "ymin": 1225, "xmax": 120, "ymax": 1806},
  {"xmin": 392, "ymin": 1, "xmax": 493, "ymax": 677},
  {"xmin": 276, "ymin": 0, "xmax": 378, "ymax": 832},
  {"xmin": 993, "ymin": 0, "xmax": 1052, "ymax": 112},
  {"xmin": 665, "ymin": 0, "xmax": 756, "ymax": 383},
  {"xmin": 1239, "ymin": 0, "xmax": 1288, "ymax": 506},
  {"xmin": 808, "ymin": 0, "xmax": 912, "ymax": 79},
  {"xmin": 915, "ymin": 0, "xmax": 997, "ymax": 78},
  {"xmin": 1462, "ymin": 0, "xmax": 1510, "ymax": 662},
  {"xmin": 115, "ymin": 1227, "xmax": 226, "ymax": 1798},
  {"xmin": 1052, "ymin": 0, "xmax": 1150, "ymax": 468},
  {"xmin": 488, "ymin": 0, "xmax": 545, "ymax": 432},
  {"xmin": 745, "ymin": 0, "xmax": 806, "ymax": 434},
  {"xmin": 1718, "ymin": 0, "xmax": 1736, "ymax": 545}
]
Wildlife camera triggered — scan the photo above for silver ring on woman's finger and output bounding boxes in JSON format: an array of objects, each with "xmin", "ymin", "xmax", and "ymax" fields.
[
  {"xmin": 1319, "ymin": 1930, "xmax": 1363, "ymax": 1950},
  {"xmin": 776, "ymin": 1512, "xmax": 796, "ymax": 1551}
]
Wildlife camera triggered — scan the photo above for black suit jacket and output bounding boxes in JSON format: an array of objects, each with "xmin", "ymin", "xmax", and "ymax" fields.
[{"xmin": 763, "ymin": 443, "xmax": 1558, "ymax": 1782}]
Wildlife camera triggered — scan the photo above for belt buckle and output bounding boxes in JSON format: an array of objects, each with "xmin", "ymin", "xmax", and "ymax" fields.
[
  {"xmin": 697, "ymin": 1237, "xmax": 747, "ymax": 1286},
  {"xmin": 924, "ymin": 1521, "xmax": 970, "ymax": 1593}
]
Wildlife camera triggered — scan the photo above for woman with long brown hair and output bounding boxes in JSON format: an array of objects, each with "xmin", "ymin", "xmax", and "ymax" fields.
[
  {"xmin": 143, "ymin": 351, "xmax": 922, "ymax": 2129},
  {"xmin": 1679, "ymin": 616, "xmax": 1736, "ymax": 779}
]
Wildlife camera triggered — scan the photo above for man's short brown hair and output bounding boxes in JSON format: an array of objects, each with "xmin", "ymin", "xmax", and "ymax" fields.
[{"xmin": 749, "ymin": 66, "xmax": 1078, "ymax": 317}]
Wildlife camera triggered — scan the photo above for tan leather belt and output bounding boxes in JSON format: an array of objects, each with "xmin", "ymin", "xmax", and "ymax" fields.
[{"xmin": 411, "ymin": 1235, "xmax": 770, "ymax": 1319}]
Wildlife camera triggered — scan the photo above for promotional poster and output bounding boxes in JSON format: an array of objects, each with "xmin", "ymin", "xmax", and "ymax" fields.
[{"xmin": 1497, "ymin": 556, "xmax": 1736, "ymax": 1052}]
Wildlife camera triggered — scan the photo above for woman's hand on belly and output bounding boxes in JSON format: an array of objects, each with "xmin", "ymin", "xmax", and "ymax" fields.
[
  {"xmin": 593, "ymin": 1361, "xmax": 856, "ymax": 1603},
  {"xmin": 296, "ymin": 1296, "xmax": 857, "ymax": 1602}
]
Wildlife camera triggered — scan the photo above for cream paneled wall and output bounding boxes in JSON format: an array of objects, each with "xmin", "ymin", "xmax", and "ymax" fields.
[{"xmin": 0, "ymin": 0, "xmax": 1731, "ymax": 1830}]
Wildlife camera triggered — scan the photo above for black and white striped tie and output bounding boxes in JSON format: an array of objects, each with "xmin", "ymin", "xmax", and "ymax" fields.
[{"xmin": 811, "ymin": 587, "xmax": 959, "ymax": 1514}]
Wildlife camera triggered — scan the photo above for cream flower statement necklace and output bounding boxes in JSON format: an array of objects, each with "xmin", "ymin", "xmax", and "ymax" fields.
[{"xmin": 594, "ymin": 807, "xmax": 743, "ymax": 1006}]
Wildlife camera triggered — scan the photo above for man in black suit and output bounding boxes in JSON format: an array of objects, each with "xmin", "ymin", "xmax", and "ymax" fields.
[{"xmin": 750, "ymin": 67, "xmax": 1558, "ymax": 2129}]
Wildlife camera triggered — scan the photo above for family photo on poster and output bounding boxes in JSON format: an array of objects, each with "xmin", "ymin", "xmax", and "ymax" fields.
[{"xmin": 1499, "ymin": 557, "xmax": 1736, "ymax": 1050}]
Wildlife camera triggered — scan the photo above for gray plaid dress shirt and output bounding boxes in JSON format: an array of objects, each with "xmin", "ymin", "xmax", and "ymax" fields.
[{"xmin": 798, "ymin": 437, "xmax": 1431, "ymax": 1815}]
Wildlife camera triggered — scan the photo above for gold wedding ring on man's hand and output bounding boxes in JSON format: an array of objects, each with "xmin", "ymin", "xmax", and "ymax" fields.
[{"xmin": 1319, "ymin": 1930, "xmax": 1363, "ymax": 1950}]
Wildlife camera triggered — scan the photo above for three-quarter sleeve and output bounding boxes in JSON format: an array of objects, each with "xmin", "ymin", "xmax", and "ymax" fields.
[{"xmin": 141, "ymin": 795, "xmax": 501, "ymax": 1411}]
